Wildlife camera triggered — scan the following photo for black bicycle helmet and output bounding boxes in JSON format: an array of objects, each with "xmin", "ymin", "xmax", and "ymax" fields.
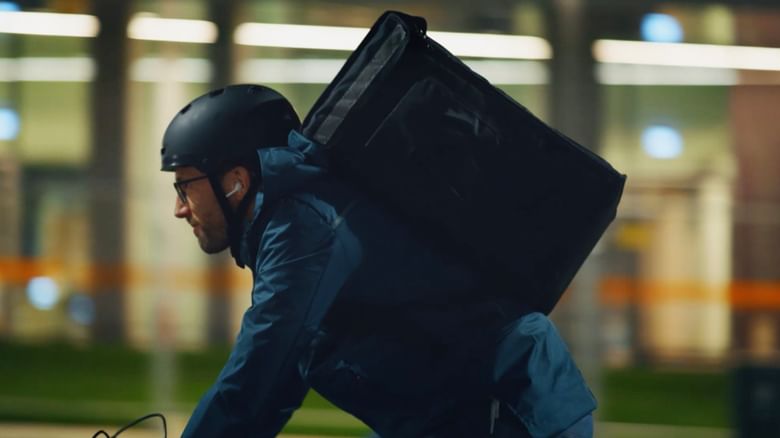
[
  {"xmin": 160, "ymin": 84, "xmax": 301, "ymax": 266},
  {"xmin": 161, "ymin": 84, "xmax": 300, "ymax": 173}
]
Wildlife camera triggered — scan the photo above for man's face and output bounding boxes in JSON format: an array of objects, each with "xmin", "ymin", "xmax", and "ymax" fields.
[{"xmin": 173, "ymin": 166, "xmax": 229, "ymax": 254}]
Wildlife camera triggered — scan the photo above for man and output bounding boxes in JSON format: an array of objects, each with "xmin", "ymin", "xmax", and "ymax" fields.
[{"xmin": 162, "ymin": 84, "xmax": 596, "ymax": 437}]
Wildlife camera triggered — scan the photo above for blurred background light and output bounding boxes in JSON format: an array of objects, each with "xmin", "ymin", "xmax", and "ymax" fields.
[
  {"xmin": 26, "ymin": 277, "xmax": 60, "ymax": 311},
  {"xmin": 641, "ymin": 125, "xmax": 684, "ymax": 159},
  {"xmin": 0, "ymin": 2, "xmax": 19, "ymax": 12},
  {"xmin": 238, "ymin": 59, "xmax": 549, "ymax": 85},
  {"xmin": 428, "ymin": 31, "xmax": 552, "ymax": 59},
  {"xmin": 127, "ymin": 14, "xmax": 218, "ymax": 44},
  {"xmin": 0, "ymin": 107, "xmax": 20, "ymax": 140},
  {"xmin": 0, "ymin": 11, "xmax": 99, "ymax": 37},
  {"xmin": 131, "ymin": 57, "xmax": 211, "ymax": 83},
  {"xmin": 68, "ymin": 294, "xmax": 96, "ymax": 325},
  {"xmin": 463, "ymin": 60, "xmax": 549, "ymax": 84},
  {"xmin": 0, "ymin": 58, "xmax": 95, "ymax": 82},
  {"xmin": 235, "ymin": 22, "xmax": 366, "ymax": 51},
  {"xmin": 641, "ymin": 13, "xmax": 684, "ymax": 43},
  {"xmin": 240, "ymin": 58, "xmax": 345, "ymax": 84},
  {"xmin": 596, "ymin": 64, "xmax": 738, "ymax": 85},
  {"xmin": 593, "ymin": 39, "xmax": 780, "ymax": 71},
  {"xmin": 235, "ymin": 22, "xmax": 551, "ymax": 59}
]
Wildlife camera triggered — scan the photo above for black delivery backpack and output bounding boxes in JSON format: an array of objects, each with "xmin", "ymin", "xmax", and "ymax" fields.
[{"xmin": 302, "ymin": 11, "xmax": 626, "ymax": 315}]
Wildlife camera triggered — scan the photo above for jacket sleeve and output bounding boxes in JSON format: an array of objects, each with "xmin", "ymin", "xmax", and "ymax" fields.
[
  {"xmin": 182, "ymin": 196, "xmax": 360, "ymax": 437},
  {"xmin": 492, "ymin": 312, "xmax": 597, "ymax": 437}
]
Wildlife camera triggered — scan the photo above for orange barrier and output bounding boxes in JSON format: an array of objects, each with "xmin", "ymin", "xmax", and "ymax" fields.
[
  {"xmin": 2, "ymin": 257, "xmax": 779, "ymax": 308},
  {"xmin": 0, "ymin": 257, "xmax": 248, "ymax": 294},
  {"xmin": 729, "ymin": 281, "xmax": 780, "ymax": 310},
  {"xmin": 600, "ymin": 275, "xmax": 780, "ymax": 310}
]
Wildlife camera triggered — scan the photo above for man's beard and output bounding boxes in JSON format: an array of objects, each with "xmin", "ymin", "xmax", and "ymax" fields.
[{"xmin": 197, "ymin": 226, "xmax": 230, "ymax": 254}]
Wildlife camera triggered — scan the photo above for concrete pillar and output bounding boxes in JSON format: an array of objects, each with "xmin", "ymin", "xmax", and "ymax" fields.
[
  {"xmin": 89, "ymin": 0, "xmax": 131, "ymax": 342},
  {"xmin": 730, "ymin": 85, "xmax": 780, "ymax": 357},
  {"xmin": 204, "ymin": 0, "xmax": 241, "ymax": 345},
  {"xmin": 544, "ymin": 0, "xmax": 603, "ymax": 400}
]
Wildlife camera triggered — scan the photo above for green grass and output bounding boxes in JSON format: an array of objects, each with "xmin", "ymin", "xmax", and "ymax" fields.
[
  {"xmin": 600, "ymin": 368, "xmax": 732, "ymax": 428},
  {"xmin": 0, "ymin": 341, "xmax": 733, "ymax": 434},
  {"xmin": 0, "ymin": 341, "xmax": 369, "ymax": 435},
  {"xmin": 0, "ymin": 342, "xmax": 150, "ymax": 402}
]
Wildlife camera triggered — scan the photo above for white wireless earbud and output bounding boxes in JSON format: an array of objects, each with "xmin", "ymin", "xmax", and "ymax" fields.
[{"xmin": 225, "ymin": 181, "xmax": 242, "ymax": 198}]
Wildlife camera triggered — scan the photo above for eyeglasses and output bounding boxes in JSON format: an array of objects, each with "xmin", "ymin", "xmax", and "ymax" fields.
[{"xmin": 173, "ymin": 174, "xmax": 210, "ymax": 203}]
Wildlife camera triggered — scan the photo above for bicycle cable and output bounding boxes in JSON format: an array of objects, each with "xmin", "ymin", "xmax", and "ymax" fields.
[{"xmin": 91, "ymin": 412, "xmax": 167, "ymax": 438}]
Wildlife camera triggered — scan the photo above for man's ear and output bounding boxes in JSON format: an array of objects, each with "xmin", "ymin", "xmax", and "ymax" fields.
[{"xmin": 222, "ymin": 166, "xmax": 251, "ymax": 203}]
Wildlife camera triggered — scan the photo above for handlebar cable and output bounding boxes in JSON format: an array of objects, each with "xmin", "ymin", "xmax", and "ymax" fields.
[{"xmin": 91, "ymin": 412, "xmax": 167, "ymax": 438}]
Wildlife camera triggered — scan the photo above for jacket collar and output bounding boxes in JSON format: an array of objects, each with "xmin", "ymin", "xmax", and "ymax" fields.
[{"xmin": 235, "ymin": 130, "xmax": 329, "ymax": 268}]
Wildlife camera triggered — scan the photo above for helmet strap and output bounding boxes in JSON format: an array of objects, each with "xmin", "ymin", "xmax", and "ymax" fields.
[{"xmin": 208, "ymin": 175, "xmax": 258, "ymax": 268}]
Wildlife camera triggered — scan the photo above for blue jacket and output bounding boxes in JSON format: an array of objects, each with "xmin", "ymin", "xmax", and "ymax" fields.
[{"xmin": 181, "ymin": 131, "xmax": 597, "ymax": 437}]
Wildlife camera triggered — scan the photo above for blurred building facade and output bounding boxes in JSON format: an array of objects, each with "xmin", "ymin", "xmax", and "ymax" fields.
[{"xmin": 0, "ymin": 0, "xmax": 779, "ymax": 370}]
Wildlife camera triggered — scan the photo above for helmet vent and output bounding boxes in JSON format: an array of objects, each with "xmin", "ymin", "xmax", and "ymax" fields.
[{"xmin": 209, "ymin": 88, "xmax": 225, "ymax": 97}]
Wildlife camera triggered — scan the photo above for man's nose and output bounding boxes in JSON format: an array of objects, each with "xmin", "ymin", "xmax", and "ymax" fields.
[{"xmin": 174, "ymin": 196, "xmax": 190, "ymax": 218}]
